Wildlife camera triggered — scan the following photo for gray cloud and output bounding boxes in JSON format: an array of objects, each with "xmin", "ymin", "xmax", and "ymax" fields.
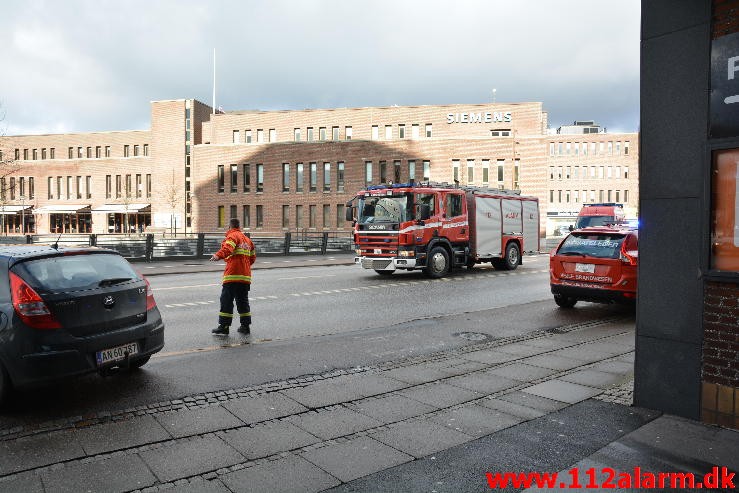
[{"xmin": 0, "ymin": 0, "xmax": 640, "ymax": 135}]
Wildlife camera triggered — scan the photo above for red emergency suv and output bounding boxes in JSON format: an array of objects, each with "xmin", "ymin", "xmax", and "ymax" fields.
[{"xmin": 549, "ymin": 226, "xmax": 638, "ymax": 308}]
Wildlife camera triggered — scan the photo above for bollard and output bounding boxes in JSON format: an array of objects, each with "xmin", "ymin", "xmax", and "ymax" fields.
[{"xmin": 284, "ymin": 232, "xmax": 291, "ymax": 255}]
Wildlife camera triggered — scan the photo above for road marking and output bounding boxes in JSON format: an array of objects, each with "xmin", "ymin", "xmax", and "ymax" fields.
[
  {"xmin": 277, "ymin": 275, "xmax": 337, "ymax": 280},
  {"xmin": 154, "ymin": 283, "xmax": 221, "ymax": 291}
]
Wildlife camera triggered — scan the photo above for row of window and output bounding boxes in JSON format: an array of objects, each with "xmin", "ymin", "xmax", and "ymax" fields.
[
  {"xmin": 42, "ymin": 174, "xmax": 152, "ymax": 200},
  {"xmin": 364, "ymin": 160, "xmax": 432, "ymax": 185},
  {"xmin": 550, "ymin": 189, "xmax": 631, "ymax": 204},
  {"xmin": 10, "ymin": 144, "xmax": 149, "ymax": 161},
  {"xmin": 232, "ymin": 123, "xmax": 436, "ymax": 144},
  {"xmin": 550, "ymin": 165, "xmax": 630, "ymax": 180},
  {"xmin": 218, "ymin": 162, "xmax": 351, "ymax": 194},
  {"xmin": 0, "ymin": 176, "xmax": 35, "ymax": 200},
  {"xmin": 104, "ymin": 174, "xmax": 153, "ymax": 199},
  {"xmin": 549, "ymin": 140, "xmax": 630, "ymax": 157},
  {"xmin": 216, "ymin": 204, "xmax": 347, "ymax": 230},
  {"xmin": 450, "ymin": 159, "xmax": 519, "ymax": 188}
]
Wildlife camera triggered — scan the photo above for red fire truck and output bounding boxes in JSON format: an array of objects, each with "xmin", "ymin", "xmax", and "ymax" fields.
[{"xmin": 346, "ymin": 183, "xmax": 540, "ymax": 278}]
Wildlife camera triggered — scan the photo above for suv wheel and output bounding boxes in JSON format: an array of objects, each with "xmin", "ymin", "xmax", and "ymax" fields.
[
  {"xmin": 554, "ymin": 294, "xmax": 577, "ymax": 309},
  {"xmin": 424, "ymin": 246, "xmax": 450, "ymax": 278}
]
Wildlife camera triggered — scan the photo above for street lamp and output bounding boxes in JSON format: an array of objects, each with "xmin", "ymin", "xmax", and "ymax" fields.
[{"xmin": 20, "ymin": 195, "xmax": 25, "ymax": 235}]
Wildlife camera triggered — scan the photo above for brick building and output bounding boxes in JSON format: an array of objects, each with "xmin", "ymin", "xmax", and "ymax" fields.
[{"xmin": 0, "ymin": 99, "xmax": 638, "ymax": 236}]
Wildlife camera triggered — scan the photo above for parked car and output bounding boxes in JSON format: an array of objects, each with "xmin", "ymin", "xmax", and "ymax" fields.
[
  {"xmin": 0, "ymin": 245, "xmax": 164, "ymax": 405},
  {"xmin": 549, "ymin": 226, "xmax": 638, "ymax": 308}
]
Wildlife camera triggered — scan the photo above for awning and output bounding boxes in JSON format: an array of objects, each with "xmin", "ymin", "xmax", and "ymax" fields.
[
  {"xmin": 0, "ymin": 205, "xmax": 33, "ymax": 215},
  {"xmin": 92, "ymin": 204, "xmax": 151, "ymax": 213},
  {"xmin": 34, "ymin": 205, "xmax": 91, "ymax": 214}
]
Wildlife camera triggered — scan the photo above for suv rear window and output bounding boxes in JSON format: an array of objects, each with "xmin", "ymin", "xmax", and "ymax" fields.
[
  {"xmin": 13, "ymin": 253, "xmax": 140, "ymax": 293},
  {"xmin": 575, "ymin": 216, "xmax": 617, "ymax": 228},
  {"xmin": 557, "ymin": 233, "xmax": 627, "ymax": 259}
]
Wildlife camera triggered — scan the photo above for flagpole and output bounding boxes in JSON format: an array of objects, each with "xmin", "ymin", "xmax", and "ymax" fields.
[{"xmin": 212, "ymin": 48, "xmax": 216, "ymax": 114}]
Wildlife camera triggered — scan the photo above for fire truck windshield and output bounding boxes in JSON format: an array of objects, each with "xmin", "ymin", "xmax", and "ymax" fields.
[{"xmin": 357, "ymin": 195, "xmax": 409, "ymax": 224}]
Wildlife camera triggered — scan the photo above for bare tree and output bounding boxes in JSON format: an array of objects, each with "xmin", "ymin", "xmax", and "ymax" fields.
[
  {"xmin": 0, "ymin": 103, "xmax": 24, "ymax": 235},
  {"xmin": 161, "ymin": 170, "xmax": 182, "ymax": 236}
]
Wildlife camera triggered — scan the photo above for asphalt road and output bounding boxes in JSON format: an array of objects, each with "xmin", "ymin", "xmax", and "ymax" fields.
[{"xmin": 0, "ymin": 257, "xmax": 634, "ymax": 428}]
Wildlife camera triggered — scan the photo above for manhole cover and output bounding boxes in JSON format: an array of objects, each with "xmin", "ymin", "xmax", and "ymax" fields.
[{"xmin": 454, "ymin": 332, "xmax": 493, "ymax": 342}]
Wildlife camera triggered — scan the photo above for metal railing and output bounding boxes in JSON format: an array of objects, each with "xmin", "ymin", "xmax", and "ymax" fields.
[{"xmin": 0, "ymin": 231, "xmax": 354, "ymax": 261}]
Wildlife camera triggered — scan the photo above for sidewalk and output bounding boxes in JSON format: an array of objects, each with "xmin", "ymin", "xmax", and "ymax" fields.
[{"xmin": 0, "ymin": 318, "xmax": 736, "ymax": 492}]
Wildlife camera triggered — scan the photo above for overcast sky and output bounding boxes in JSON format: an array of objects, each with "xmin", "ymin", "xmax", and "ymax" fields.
[{"xmin": 0, "ymin": 0, "xmax": 640, "ymax": 136}]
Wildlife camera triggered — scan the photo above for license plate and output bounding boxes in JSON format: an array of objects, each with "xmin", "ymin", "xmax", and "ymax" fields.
[
  {"xmin": 575, "ymin": 263, "xmax": 596, "ymax": 273},
  {"xmin": 96, "ymin": 342, "xmax": 139, "ymax": 366},
  {"xmin": 374, "ymin": 249, "xmax": 382, "ymax": 254}
]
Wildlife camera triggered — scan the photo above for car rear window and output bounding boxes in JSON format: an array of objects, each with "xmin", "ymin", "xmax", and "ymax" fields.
[
  {"xmin": 575, "ymin": 215, "xmax": 617, "ymax": 228},
  {"xmin": 557, "ymin": 233, "xmax": 627, "ymax": 259},
  {"xmin": 13, "ymin": 253, "xmax": 140, "ymax": 293}
]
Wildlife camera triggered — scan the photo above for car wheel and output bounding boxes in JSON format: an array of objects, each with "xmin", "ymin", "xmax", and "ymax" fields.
[
  {"xmin": 424, "ymin": 246, "xmax": 450, "ymax": 278},
  {"xmin": 0, "ymin": 363, "xmax": 10, "ymax": 408},
  {"xmin": 374, "ymin": 269, "xmax": 395, "ymax": 276},
  {"xmin": 554, "ymin": 294, "xmax": 577, "ymax": 309},
  {"xmin": 501, "ymin": 243, "xmax": 520, "ymax": 271},
  {"xmin": 128, "ymin": 355, "xmax": 151, "ymax": 370}
]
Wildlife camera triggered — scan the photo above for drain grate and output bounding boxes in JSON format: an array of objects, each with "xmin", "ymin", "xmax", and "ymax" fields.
[{"xmin": 454, "ymin": 331, "xmax": 494, "ymax": 342}]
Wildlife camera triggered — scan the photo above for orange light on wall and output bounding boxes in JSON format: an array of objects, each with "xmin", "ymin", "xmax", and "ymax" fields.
[{"xmin": 712, "ymin": 148, "xmax": 739, "ymax": 271}]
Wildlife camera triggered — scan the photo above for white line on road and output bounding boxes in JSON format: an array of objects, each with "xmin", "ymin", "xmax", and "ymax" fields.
[{"xmin": 277, "ymin": 275, "xmax": 337, "ymax": 280}]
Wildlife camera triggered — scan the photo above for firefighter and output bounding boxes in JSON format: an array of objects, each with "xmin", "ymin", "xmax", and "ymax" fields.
[{"xmin": 209, "ymin": 218, "xmax": 256, "ymax": 335}]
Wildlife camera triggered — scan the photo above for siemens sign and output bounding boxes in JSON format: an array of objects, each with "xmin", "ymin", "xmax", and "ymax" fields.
[{"xmin": 447, "ymin": 112, "xmax": 512, "ymax": 124}]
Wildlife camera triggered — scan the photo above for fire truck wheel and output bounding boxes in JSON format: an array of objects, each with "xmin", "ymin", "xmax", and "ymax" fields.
[
  {"xmin": 554, "ymin": 294, "xmax": 577, "ymax": 308},
  {"xmin": 375, "ymin": 270, "xmax": 395, "ymax": 276},
  {"xmin": 424, "ymin": 246, "xmax": 450, "ymax": 278},
  {"xmin": 502, "ymin": 243, "xmax": 520, "ymax": 271}
]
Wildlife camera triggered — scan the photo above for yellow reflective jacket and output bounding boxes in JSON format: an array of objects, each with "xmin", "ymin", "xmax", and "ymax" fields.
[{"xmin": 214, "ymin": 228, "xmax": 256, "ymax": 284}]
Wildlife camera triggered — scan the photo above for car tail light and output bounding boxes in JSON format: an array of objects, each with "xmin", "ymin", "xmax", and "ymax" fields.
[
  {"xmin": 620, "ymin": 242, "xmax": 638, "ymax": 266},
  {"xmin": 143, "ymin": 276, "xmax": 157, "ymax": 311},
  {"xmin": 9, "ymin": 272, "xmax": 62, "ymax": 329}
]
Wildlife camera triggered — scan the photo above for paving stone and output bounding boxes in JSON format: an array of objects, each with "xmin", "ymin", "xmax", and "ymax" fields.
[
  {"xmin": 139, "ymin": 435, "xmax": 244, "ymax": 483},
  {"xmin": 616, "ymin": 352, "xmax": 635, "ymax": 363},
  {"xmin": 286, "ymin": 406, "xmax": 382, "ymax": 440},
  {"xmin": 221, "ymin": 420, "xmax": 320, "ymax": 459},
  {"xmin": 381, "ymin": 364, "xmax": 457, "ymax": 385},
  {"xmin": 494, "ymin": 343, "xmax": 548, "ymax": 357},
  {"xmin": 443, "ymin": 373, "xmax": 521, "ymax": 395},
  {"xmin": 154, "ymin": 405, "xmax": 243, "ymax": 438},
  {"xmin": 301, "ymin": 436, "xmax": 413, "ymax": 482},
  {"xmin": 279, "ymin": 374, "xmax": 403, "ymax": 408},
  {"xmin": 0, "ymin": 471, "xmax": 44, "ymax": 493},
  {"xmin": 522, "ymin": 379, "xmax": 602, "ymax": 404},
  {"xmin": 370, "ymin": 418, "xmax": 472, "ymax": 458},
  {"xmin": 223, "ymin": 392, "xmax": 307, "ymax": 424},
  {"xmin": 220, "ymin": 454, "xmax": 339, "ymax": 493},
  {"xmin": 559, "ymin": 369, "xmax": 629, "ymax": 389},
  {"xmin": 548, "ymin": 347, "xmax": 624, "ymax": 363},
  {"xmin": 0, "ymin": 430, "xmax": 85, "ymax": 475},
  {"xmin": 346, "ymin": 394, "xmax": 437, "ymax": 424},
  {"xmin": 590, "ymin": 360, "xmax": 635, "ymax": 375},
  {"xmin": 169, "ymin": 478, "xmax": 231, "ymax": 493},
  {"xmin": 428, "ymin": 404, "xmax": 523, "ymax": 438},
  {"xmin": 521, "ymin": 337, "xmax": 575, "ymax": 350},
  {"xmin": 75, "ymin": 414, "xmax": 171, "ymax": 455},
  {"xmin": 519, "ymin": 354, "xmax": 586, "ymax": 371},
  {"xmin": 40, "ymin": 454, "xmax": 156, "ymax": 493},
  {"xmin": 399, "ymin": 382, "xmax": 483, "ymax": 408},
  {"xmin": 444, "ymin": 361, "xmax": 490, "ymax": 374},
  {"xmin": 458, "ymin": 350, "xmax": 520, "ymax": 365},
  {"xmin": 496, "ymin": 391, "xmax": 570, "ymax": 412},
  {"xmin": 485, "ymin": 362, "xmax": 557, "ymax": 382},
  {"xmin": 478, "ymin": 397, "xmax": 548, "ymax": 420}
]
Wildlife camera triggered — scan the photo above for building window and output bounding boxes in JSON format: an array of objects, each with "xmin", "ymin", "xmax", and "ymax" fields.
[
  {"xmin": 46, "ymin": 177, "xmax": 52, "ymax": 199},
  {"xmin": 295, "ymin": 205, "xmax": 303, "ymax": 229},
  {"xmin": 337, "ymin": 162, "xmax": 345, "ymax": 192},
  {"xmin": 615, "ymin": 142, "xmax": 621, "ymax": 155},
  {"xmin": 624, "ymin": 167, "xmax": 629, "ymax": 179},
  {"xmin": 269, "ymin": 129, "xmax": 276, "ymax": 142},
  {"xmin": 549, "ymin": 166, "xmax": 555, "ymax": 180},
  {"xmin": 549, "ymin": 143, "xmax": 555, "ymax": 156},
  {"xmin": 245, "ymin": 130, "xmax": 252, "ymax": 143},
  {"xmin": 452, "ymin": 160, "xmax": 460, "ymax": 183},
  {"xmin": 371, "ymin": 125, "xmax": 379, "ymax": 140},
  {"xmin": 309, "ymin": 205, "xmax": 317, "ymax": 229},
  {"xmin": 134, "ymin": 145, "xmax": 140, "ymax": 157},
  {"xmin": 323, "ymin": 204, "xmax": 330, "ymax": 228},
  {"xmin": 319, "ymin": 127, "xmax": 326, "ymax": 141},
  {"xmin": 307, "ymin": 127, "xmax": 314, "ymax": 141},
  {"xmin": 230, "ymin": 164, "xmax": 238, "ymax": 193},
  {"xmin": 75, "ymin": 176, "xmax": 81, "ymax": 199},
  {"xmin": 57, "ymin": 176, "xmax": 63, "ymax": 199},
  {"xmin": 423, "ymin": 160, "xmax": 431, "ymax": 181},
  {"xmin": 566, "ymin": 166, "xmax": 571, "ymax": 179},
  {"xmin": 565, "ymin": 142, "xmax": 571, "ymax": 155},
  {"xmin": 85, "ymin": 176, "xmax": 91, "ymax": 199},
  {"xmin": 217, "ymin": 165, "xmax": 225, "ymax": 193},
  {"xmin": 105, "ymin": 146, "xmax": 111, "ymax": 157},
  {"xmin": 558, "ymin": 143, "xmax": 563, "ymax": 155},
  {"xmin": 514, "ymin": 159, "xmax": 520, "ymax": 189},
  {"xmin": 408, "ymin": 160, "xmax": 416, "ymax": 181},
  {"xmin": 345, "ymin": 126, "xmax": 352, "ymax": 140},
  {"xmin": 482, "ymin": 159, "xmax": 489, "ymax": 185},
  {"xmin": 105, "ymin": 175, "xmax": 111, "ymax": 199},
  {"xmin": 467, "ymin": 159, "xmax": 475, "ymax": 183},
  {"xmin": 68, "ymin": 147, "xmax": 74, "ymax": 159},
  {"xmin": 332, "ymin": 126, "xmax": 339, "ymax": 140},
  {"xmin": 146, "ymin": 174, "xmax": 151, "ymax": 198},
  {"xmin": 143, "ymin": 144, "xmax": 148, "ymax": 156},
  {"xmin": 243, "ymin": 164, "xmax": 250, "ymax": 192},
  {"xmin": 497, "ymin": 159, "xmax": 505, "ymax": 183},
  {"xmin": 296, "ymin": 163, "xmax": 304, "ymax": 192},
  {"xmin": 256, "ymin": 205, "xmax": 264, "ymax": 228},
  {"xmin": 257, "ymin": 129, "xmax": 264, "ymax": 143},
  {"xmin": 49, "ymin": 148, "xmax": 55, "ymax": 159},
  {"xmin": 124, "ymin": 145, "xmax": 130, "ymax": 157},
  {"xmin": 425, "ymin": 124, "xmax": 432, "ymax": 138},
  {"xmin": 490, "ymin": 129, "xmax": 511, "ymax": 137},
  {"xmin": 598, "ymin": 166, "xmax": 605, "ymax": 179},
  {"xmin": 294, "ymin": 128, "xmax": 301, "ymax": 141},
  {"xmin": 309, "ymin": 162, "xmax": 317, "ymax": 192},
  {"xmin": 283, "ymin": 163, "xmax": 290, "ymax": 192},
  {"xmin": 608, "ymin": 141, "xmax": 613, "ymax": 155},
  {"xmin": 256, "ymin": 164, "xmax": 264, "ymax": 192},
  {"xmin": 607, "ymin": 166, "xmax": 613, "ymax": 179},
  {"xmin": 365, "ymin": 161, "xmax": 373, "ymax": 185},
  {"xmin": 243, "ymin": 205, "xmax": 250, "ymax": 228},
  {"xmin": 125, "ymin": 175, "xmax": 131, "ymax": 198},
  {"xmin": 233, "ymin": 130, "xmax": 240, "ymax": 143},
  {"xmin": 282, "ymin": 205, "xmax": 290, "ymax": 228},
  {"xmin": 323, "ymin": 162, "xmax": 331, "ymax": 192},
  {"xmin": 32, "ymin": 149, "xmax": 37, "ymax": 160},
  {"xmin": 393, "ymin": 160, "xmax": 401, "ymax": 183},
  {"xmin": 624, "ymin": 141, "xmax": 630, "ymax": 155},
  {"xmin": 336, "ymin": 204, "xmax": 345, "ymax": 228},
  {"xmin": 380, "ymin": 161, "xmax": 388, "ymax": 184},
  {"xmin": 385, "ymin": 125, "xmax": 392, "ymax": 140},
  {"xmin": 411, "ymin": 124, "xmax": 419, "ymax": 139},
  {"xmin": 218, "ymin": 206, "xmax": 225, "ymax": 228},
  {"xmin": 399, "ymin": 124, "xmax": 406, "ymax": 139}
]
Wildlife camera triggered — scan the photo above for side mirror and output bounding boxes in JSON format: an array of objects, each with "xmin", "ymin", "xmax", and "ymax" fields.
[
  {"xmin": 345, "ymin": 207, "xmax": 354, "ymax": 222},
  {"xmin": 417, "ymin": 204, "xmax": 431, "ymax": 221},
  {"xmin": 568, "ymin": 225, "xmax": 574, "ymax": 232}
]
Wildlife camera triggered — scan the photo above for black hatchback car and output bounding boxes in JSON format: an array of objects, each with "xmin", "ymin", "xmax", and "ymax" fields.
[{"xmin": 0, "ymin": 245, "xmax": 164, "ymax": 405}]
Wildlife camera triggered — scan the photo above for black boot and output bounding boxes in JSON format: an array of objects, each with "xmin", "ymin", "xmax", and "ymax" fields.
[
  {"xmin": 212, "ymin": 325, "xmax": 230, "ymax": 335},
  {"xmin": 237, "ymin": 324, "xmax": 250, "ymax": 334}
]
